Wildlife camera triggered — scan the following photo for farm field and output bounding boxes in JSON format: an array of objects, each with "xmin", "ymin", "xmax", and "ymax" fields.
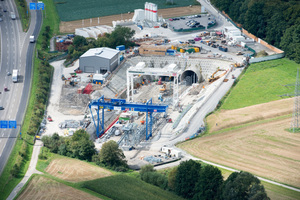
[
  {"xmin": 208, "ymin": 98, "xmax": 293, "ymax": 133},
  {"xmin": 179, "ymin": 100, "xmax": 300, "ymax": 188},
  {"xmin": 83, "ymin": 175, "xmax": 184, "ymax": 200},
  {"xmin": 45, "ymin": 157, "xmax": 113, "ymax": 182},
  {"xmin": 60, "ymin": 6, "xmax": 202, "ymax": 33},
  {"xmin": 54, "ymin": 0, "xmax": 198, "ymax": 21},
  {"xmin": 17, "ymin": 175, "xmax": 101, "ymax": 200},
  {"xmin": 221, "ymin": 58, "xmax": 300, "ymax": 110}
]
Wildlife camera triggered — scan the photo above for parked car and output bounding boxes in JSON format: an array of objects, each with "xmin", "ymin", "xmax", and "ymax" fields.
[
  {"xmin": 169, "ymin": 18, "xmax": 173, "ymax": 21},
  {"xmin": 0, "ymin": 106, "xmax": 4, "ymax": 110}
]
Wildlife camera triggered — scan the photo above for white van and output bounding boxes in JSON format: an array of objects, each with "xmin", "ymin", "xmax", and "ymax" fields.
[
  {"xmin": 30, "ymin": 35, "xmax": 35, "ymax": 43},
  {"xmin": 10, "ymin": 12, "xmax": 16, "ymax": 20}
]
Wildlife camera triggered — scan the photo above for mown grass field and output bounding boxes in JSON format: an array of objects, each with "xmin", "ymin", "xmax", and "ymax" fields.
[
  {"xmin": 53, "ymin": 0, "xmax": 198, "ymax": 21},
  {"xmin": 221, "ymin": 58, "xmax": 300, "ymax": 110},
  {"xmin": 83, "ymin": 175, "xmax": 184, "ymax": 200}
]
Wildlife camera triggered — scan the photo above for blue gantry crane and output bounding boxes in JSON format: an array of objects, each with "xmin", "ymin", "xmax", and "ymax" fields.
[{"xmin": 89, "ymin": 95, "xmax": 168, "ymax": 140}]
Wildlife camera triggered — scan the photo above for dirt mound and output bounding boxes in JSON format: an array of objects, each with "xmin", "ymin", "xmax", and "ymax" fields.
[
  {"xmin": 45, "ymin": 157, "xmax": 112, "ymax": 182},
  {"xmin": 17, "ymin": 175, "xmax": 101, "ymax": 200},
  {"xmin": 208, "ymin": 98, "xmax": 293, "ymax": 132}
]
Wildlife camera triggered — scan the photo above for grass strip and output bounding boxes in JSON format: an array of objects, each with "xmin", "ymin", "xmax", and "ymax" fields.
[{"xmin": 14, "ymin": 0, "xmax": 30, "ymax": 31}]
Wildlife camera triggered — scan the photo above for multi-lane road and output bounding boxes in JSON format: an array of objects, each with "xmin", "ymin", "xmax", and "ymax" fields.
[{"xmin": 0, "ymin": 0, "xmax": 42, "ymax": 175}]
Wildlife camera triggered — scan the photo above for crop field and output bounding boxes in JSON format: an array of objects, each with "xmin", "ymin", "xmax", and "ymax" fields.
[
  {"xmin": 54, "ymin": 0, "xmax": 197, "ymax": 21},
  {"xmin": 221, "ymin": 58, "xmax": 300, "ymax": 110},
  {"xmin": 45, "ymin": 157, "xmax": 112, "ymax": 182},
  {"xmin": 208, "ymin": 98, "xmax": 293, "ymax": 133},
  {"xmin": 179, "ymin": 103, "xmax": 300, "ymax": 188},
  {"xmin": 83, "ymin": 175, "xmax": 184, "ymax": 200},
  {"xmin": 17, "ymin": 175, "xmax": 101, "ymax": 200}
]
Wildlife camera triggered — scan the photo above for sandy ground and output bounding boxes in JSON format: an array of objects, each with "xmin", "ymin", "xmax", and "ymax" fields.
[
  {"xmin": 45, "ymin": 157, "xmax": 112, "ymax": 182},
  {"xmin": 59, "ymin": 6, "xmax": 201, "ymax": 33},
  {"xmin": 208, "ymin": 98, "xmax": 294, "ymax": 132},
  {"xmin": 44, "ymin": 60, "xmax": 87, "ymax": 137},
  {"xmin": 17, "ymin": 175, "xmax": 101, "ymax": 200},
  {"xmin": 179, "ymin": 99, "xmax": 300, "ymax": 187}
]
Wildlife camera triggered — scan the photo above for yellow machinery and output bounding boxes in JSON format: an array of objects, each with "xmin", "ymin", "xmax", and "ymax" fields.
[
  {"xmin": 208, "ymin": 68, "xmax": 227, "ymax": 83},
  {"xmin": 159, "ymin": 83, "xmax": 167, "ymax": 92}
]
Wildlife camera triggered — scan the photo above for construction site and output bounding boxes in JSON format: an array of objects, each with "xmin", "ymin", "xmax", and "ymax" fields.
[{"xmin": 41, "ymin": 1, "xmax": 280, "ymax": 168}]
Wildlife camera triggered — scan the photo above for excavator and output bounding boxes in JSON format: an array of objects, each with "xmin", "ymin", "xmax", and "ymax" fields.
[
  {"xmin": 208, "ymin": 68, "xmax": 227, "ymax": 83},
  {"xmin": 159, "ymin": 83, "xmax": 167, "ymax": 93}
]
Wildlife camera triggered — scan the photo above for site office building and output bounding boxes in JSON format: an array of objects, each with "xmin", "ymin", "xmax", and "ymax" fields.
[{"xmin": 79, "ymin": 47, "xmax": 120, "ymax": 73}]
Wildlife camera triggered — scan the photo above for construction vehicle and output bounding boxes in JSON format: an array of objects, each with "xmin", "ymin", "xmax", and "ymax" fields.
[
  {"xmin": 208, "ymin": 68, "xmax": 227, "ymax": 83},
  {"xmin": 61, "ymin": 74, "xmax": 66, "ymax": 80},
  {"xmin": 234, "ymin": 63, "xmax": 242, "ymax": 68},
  {"xmin": 159, "ymin": 83, "xmax": 166, "ymax": 93}
]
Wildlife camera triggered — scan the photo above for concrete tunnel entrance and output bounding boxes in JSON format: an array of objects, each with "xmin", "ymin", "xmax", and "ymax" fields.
[{"xmin": 181, "ymin": 70, "xmax": 199, "ymax": 85}]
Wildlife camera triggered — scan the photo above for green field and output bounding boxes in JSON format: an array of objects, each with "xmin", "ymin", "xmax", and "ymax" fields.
[
  {"xmin": 53, "ymin": 0, "xmax": 197, "ymax": 21},
  {"xmin": 83, "ymin": 175, "xmax": 184, "ymax": 200},
  {"xmin": 221, "ymin": 58, "xmax": 300, "ymax": 110}
]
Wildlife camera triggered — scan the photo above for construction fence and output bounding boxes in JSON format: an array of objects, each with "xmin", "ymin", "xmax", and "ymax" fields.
[{"xmin": 221, "ymin": 11, "xmax": 285, "ymax": 63}]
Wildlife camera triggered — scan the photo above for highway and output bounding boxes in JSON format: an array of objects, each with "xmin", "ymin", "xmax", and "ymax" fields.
[{"xmin": 0, "ymin": 0, "xmax": 42, "ymax": 175}]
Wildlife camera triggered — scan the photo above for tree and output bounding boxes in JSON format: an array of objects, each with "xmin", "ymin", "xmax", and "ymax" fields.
[
  {"xmin": 168, "ymin": 167, "xmax": 178, "ymax": 191},
  {"xmin": 140, "ymin": 164, "xmax": 155, "ymax": 177},
  {"xmin": 280, "ymin": 24, "xmax": 300, "ymax": 63},
  {"xmin": 99, "ymin": 140, "xmax": 128, "ymax": 169},
  {"xmin": 221, "ymin": 171, "xmax": 269, "ymax": 200},
  {"xmin": 174, "ymin": 160, "xmax": 201, "ymax": 198},
  {"xmin": 73, "ymin": 36, "xmax": 87, "ymax": 48},
  {"xmin": 68, "ymin": 130, "xmax": 95, "ymax": 161},
  {"xmin": 193, "ymin": 165, "xmax": 223, "ymax": 200}
]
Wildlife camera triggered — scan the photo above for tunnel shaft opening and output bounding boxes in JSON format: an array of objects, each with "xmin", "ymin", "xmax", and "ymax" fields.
[{"xmin": 181, "ymin": 70, "xmax": 199, "ymax": 85}]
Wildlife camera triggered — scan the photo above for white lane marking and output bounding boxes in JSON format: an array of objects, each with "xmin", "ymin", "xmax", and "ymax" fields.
[{"xmin": 0, "ymin": 139, "xmax": 7, "ymax": 157}]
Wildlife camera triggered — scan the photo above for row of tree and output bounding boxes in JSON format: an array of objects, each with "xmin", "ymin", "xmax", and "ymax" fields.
[
  {"xmin": 140, "ymin": 160, "xmax": 269, "ymax": 200},
  {"xmin": 210, "ymin": 0, "xmax": 300, "ymax": 63},
  {"xmin": 66, "ymin": 26, "xmax": 136, "ymax": 61},
  {"xmin": 42, "ymin": 130, "xmax": 128, "ymax": 171}
]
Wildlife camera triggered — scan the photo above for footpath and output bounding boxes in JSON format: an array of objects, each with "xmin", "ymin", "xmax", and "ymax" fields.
[{"xmin": 7, "ymin": 140, "xmax": 43, "ymax": 200}]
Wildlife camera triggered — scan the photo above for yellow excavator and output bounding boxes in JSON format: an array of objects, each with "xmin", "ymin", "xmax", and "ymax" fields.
[
  {"xmin": 159, "ymin": 83, "xmax": 167, "ymax": 93},
  {"xmin": 208, "ymin": 68, "xmax": 226, "ymax": 83}
]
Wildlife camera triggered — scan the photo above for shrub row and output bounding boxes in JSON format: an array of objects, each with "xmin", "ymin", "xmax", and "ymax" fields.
[{"xmin": 10, "ymin": 142, "xmax": 28, "ymax": 177}]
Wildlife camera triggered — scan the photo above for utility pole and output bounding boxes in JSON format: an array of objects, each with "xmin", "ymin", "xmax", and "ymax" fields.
[
  {"xmin": 291, "ymin": 69, "xmax": 300, "ymax": 132},
  {"xmin": 280, "ymin": 68, "xmax": 300, "ymax": 133}
]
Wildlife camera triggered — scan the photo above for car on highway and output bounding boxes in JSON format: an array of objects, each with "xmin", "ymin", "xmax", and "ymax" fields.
[
  {"xmin": 0, "ymin": 106, "xmax": 4, "ymax": 110},
  {"xmin": 0, "ymin": 17, "xmax": 3, "ymax": 22}
]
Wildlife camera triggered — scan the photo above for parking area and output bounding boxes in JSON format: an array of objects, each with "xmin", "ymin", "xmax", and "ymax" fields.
[{"xmin": 168, "ymin": 14, "xmax": 216, "ymax": 30}]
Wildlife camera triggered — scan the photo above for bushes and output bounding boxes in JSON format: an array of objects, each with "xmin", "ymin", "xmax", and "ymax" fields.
[
  {"xmin": 66, "ymin": 26, "xmax": 136, "ymax": 62},
  {"xmin": 142, "ymin": 160, "xmax": 270, "ymax": 200},
  {"xmin": 42, "ymin": 131, "xmax": 96, "ymax": 161},
  {"xmin": 10, "ymin": 142, "xmax": 28, "ymax": 177},
  {"xmin": 140, "ymin": 165, "xmax": 168, "ymax": 190}
]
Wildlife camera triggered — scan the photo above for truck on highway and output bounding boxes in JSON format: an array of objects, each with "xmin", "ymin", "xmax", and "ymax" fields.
[
  {"xmin": 10, "ymin": 12, "xmax": 16, "ymax": 20},
  {"xmin": 30, "ymin": 35, "xmax": 35, "ymax": 43},
  {"xmin": 12, "ymin": 69, "xmax": 18, "ymax": 83}
]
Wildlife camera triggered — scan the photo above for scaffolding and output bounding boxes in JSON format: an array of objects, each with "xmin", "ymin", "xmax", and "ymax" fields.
[{"xmin": 127, "ymin": 62, "xmax": 181, "ymax": 108}]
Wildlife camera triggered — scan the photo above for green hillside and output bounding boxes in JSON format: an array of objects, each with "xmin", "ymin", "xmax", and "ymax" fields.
[
  {"xmin": 83, "ymin": 175, "xmax": 184, "ymax": 200},
  {"xmin": 221, "ymin": 58, "xmax": 300, "ymax": 110}
]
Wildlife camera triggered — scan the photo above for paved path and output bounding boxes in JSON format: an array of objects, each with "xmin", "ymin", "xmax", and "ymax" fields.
[{"xmin": 7, "ymin": 140, "xmax": 43, "ymax": 200}]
